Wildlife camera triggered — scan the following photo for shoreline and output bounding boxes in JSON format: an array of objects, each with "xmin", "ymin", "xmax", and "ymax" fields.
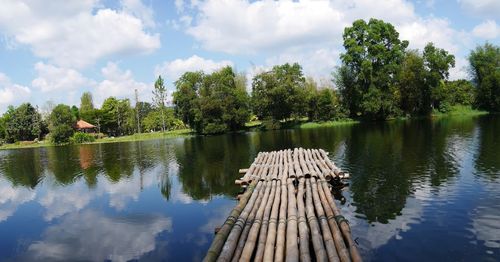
[{"xmin": 0, "ymin": 108, "xmax": 489, "ymax": 150}]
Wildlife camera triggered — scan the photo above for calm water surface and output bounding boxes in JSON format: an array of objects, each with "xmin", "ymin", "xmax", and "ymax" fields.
[{"xmin": 1, "ymin": 115, "xmax": 500, "ymax": 261}]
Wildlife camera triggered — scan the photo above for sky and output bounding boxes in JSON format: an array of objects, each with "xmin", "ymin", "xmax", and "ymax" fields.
[{"xmin": 0, "ymin": 0, "xmax": 499, "ymax": 113}]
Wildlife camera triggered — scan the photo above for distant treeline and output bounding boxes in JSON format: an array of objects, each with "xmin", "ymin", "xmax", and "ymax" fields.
[{"xmin": 0, "ymin": 18, "xmax": 499, "ymax": 144}]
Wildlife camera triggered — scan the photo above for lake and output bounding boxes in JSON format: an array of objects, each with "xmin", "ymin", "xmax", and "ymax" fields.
[{"xmin": 1, "ymin": 115, "xmax": 499, "ymax": 261}]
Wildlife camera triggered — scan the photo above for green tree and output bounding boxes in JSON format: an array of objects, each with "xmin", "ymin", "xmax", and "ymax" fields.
[
  {"xmin": 173, "ymin": 71, "xmax": 204, "ymax": 129},
  {"xmin": 340, "ymin": 18, "xmax": 408, "ymax": 119},
  {"xmin": 398, "ymin": 50, "xmax": 427, "ymax": 115},
  {"xmin": 49, "ymin": 104, "xmax": 75, "ymax": 144},
  {"xmin": 469, "ymin": 43, "xmax": 500, "ymax": 111},
  {"xmin": 173, "ymin": 67, "xmax": 250, "ymax": 134},
  {"xmin": 143, "ymin": 108, "xmax": 185, "ymax": 132},
  {"xmin": 251, "ymin": 63, "xmax": 305, "ymax": 121},
  {"xmin": 71, "ymin": 105, "xmax": 80, "ymax": 120},
  {"xmin": 4, "ymin": 103, "xmax": 42, "ymax": 142},
  {"xmin": 423, "ymin": 43, "xmax": 455, "ymax": 110},
  {"xmin": 79, "ymin": 92, "xmax": 94, "ymax": 120},
  {"xmin": 153, "ymin": 75, "xmax": 167, "ymax": 132},
  {"xmin": 100, "ymin": 97, "xmax": 133, "ymax": 136},
  {"xmin": 316, "ymin": 88, "xmax": 341, "ymax": 121}
]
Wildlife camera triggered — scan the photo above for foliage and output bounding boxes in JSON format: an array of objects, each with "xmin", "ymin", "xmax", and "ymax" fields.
[
  {"xmin": 251, "ymin": 63, "xmax": 305, "ymax": 121},
  {"xmin": 153, "ymin": 75, "xmax": 167, "ymax": 132},
  {"xmin": 143, "ymin": 108, "xmax": 185, "ymax": 132},
  {"xmin": 3, "ymin": 103, "xmax": 42, "ymax": 142},
  {"xmin": 469, "ymin": 43, "xmax": 500, "ymax": 111},
  {"xmin": 174, "ymin": 66, "xmax": 250, "ymax": 134},
  {"xmin": 79, "ymin": 92, "xmax": 94, "ymax": 120},
  {"xmin": 70, "ymin": 132, "xmax": 96, "ymax": 144},
  {"xmin": 49, "ymin": 104, "xmax": 75, "ymax": 144},
  {"xmin": 100, "ymin": 97, "xmax": 134, "ymax": 136},
  {"xmin": 340, "ymin": 18, "xmax": 408, "ymax": 119}
]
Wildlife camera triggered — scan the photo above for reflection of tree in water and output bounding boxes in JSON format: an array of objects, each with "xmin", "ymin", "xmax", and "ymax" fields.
[
  {"xmin": 101, "ymin": 143, "xmax": 135, "ymax": 182},
  {"xmin": 47, "ymin": 146, "xmax": 83, "ymax": 184},
  {"xmin": 475, "ymin": 115, "xmax": 500, "ymax": 179},
  {"xmin": 174, "ymin": 134, "xmax": 254, "ymax": 200},
  {"xmin": 346, "ymin": 118, "xmax": 475, "ymax": 223},
  {"xmin": 0, "ymin": 148, "xmax": 45, "ymax": 188}
]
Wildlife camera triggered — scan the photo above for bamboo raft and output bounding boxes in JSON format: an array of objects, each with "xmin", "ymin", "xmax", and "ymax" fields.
[{"xmin": 204, "ymin": 148, "xmax": 361, "ymax": 262}]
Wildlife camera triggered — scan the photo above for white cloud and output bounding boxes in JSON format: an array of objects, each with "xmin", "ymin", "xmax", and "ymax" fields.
[
  {"xmin": 459, "ymin": 0, "xmax": 500, "ymax": 18},
  {"xmin": 154, "ymin": 55, "xmax": 233, "ymax": 81},
  {"xmin": 39, "ymin": 183, "xmax": 93, "ymax": 221},
  {"xmin": 0, "ymin": 72, "xmax": 31, "ymax": 112},
  {"xmin": 0, "ymin": 177, "xmax": 36, "ymax": 222},
  {"xmin": 0, "ymin": 0, "xmax": 160, "ymax": 68},
  {"xmin": 185, "ymin": 0, "xmax": 344, "ymax": 54},
  {"xmin": 472, "ymin": 20, "xmax": 500, "ymax": 39},
  {"xmin": 121, "ymin": 0, "xmax": 156, "ymax": 28},
  {"xmin": 94, "ymin": 62, "xmax": 150, "ymax": 106},
  {"xmin": 32, "ymin": 62, "xmax": 92, "ymax": 93}
]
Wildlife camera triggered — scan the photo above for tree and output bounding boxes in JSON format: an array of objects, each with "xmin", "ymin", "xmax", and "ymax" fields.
[
  {"xmin": 398, "ymin": 50, "xmax": 427, "ymax": 115},
  {"xmin": 251, "ymin": 63, "xmax": 305, "ymax": 121},
  {"xmin": 340, "ymin": 18, "xmax": 408, "ymax": 119},
  {"xmin": 71, "ymin": 105, "xmax": 80, "ymax": 120},
  {"xmin": 153, "ymin": 75, "xmax": 167, "ymax": 132},
  {"xmin": 173, "ymin": 67, "xmax": 250, "ymax": 134},
  {"xmin": 100, "ymin": 97, "xmax": 133, "ymax": 136},
  {"xmin": 4, "ymin": 103, "xmax": 42, "ymax": 142},
  {"xmin": 423, "ymin": 43, "xmax": 455, "ymax": 110},
  {"xmin": 49, "ymin": 104, "xmax": 75, "ymax": 144},
  {"xmin": 469, "ymin": 43, "xmax": 500, "ymax": 111},
  {"xmin": 173, "ymin": 71, "xmax": 204, "ymax": 129},
  {"xmin": 143, "ymin": 108, "xmax": 185, "ymax": 132},
  {"xmin": 316, "ymin": 88, "xmax": 341, "ymax": 121}
]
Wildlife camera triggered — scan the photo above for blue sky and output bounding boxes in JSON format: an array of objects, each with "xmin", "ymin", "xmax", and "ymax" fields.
[{"xmin": 0, "ymin": 0, "xmax": 498, "ymax": 112}]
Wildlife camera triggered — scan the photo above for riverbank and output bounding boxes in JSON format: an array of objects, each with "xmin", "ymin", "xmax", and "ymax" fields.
[{"xmin": 0, "ymin": 107, "xmax": 489, "ymax": 150}]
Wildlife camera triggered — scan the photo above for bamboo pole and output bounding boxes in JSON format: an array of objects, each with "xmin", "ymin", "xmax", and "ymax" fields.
[
  {"xmin": 253, "ymin": 179, "xmax": 277, "ymax": 262},
  {"xmin": 239, "ymin": 179, "xmax": 274, "ymax": 261},
  {"xmin": 294, "ymin": 148, "xmax": 304, "ymax": 178},
  {"xmin": 310, "ymin": 177, "xmax": 340, "ymax": 262},
  {"xmin": 306, "ymin": 150, "xmax": 351, "ymax": 262},
  {"xmin": 296, "ymin": 172, "xmax": 311, "ymax": 262},
  {"xmin": 263, "ymin": 179, "xmax": 282, "ymax": 261},
  {"xmin": 285, "ymin": 177, "xmax": 298, "ymax": 262},
  {"xmin": 274, "ymin": 151, "xmax": 288, "ymax": 262},
  {"xmin": 305, "ymin": 178, "xmax": 327, "ymax": 262},
  {"xmin": 314, "ymin": 152, "xmax": 362, "ymax": 262},
  {"xmin": 315, "ymin": 176, "xmax": 351, "ymax": 262}
]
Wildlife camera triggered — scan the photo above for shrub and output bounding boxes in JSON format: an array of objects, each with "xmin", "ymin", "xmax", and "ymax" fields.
[
  {"xmin": 50, "ymin": 125, "xmax": 74, "ymax": 144},
  {"xmin": 71, "ymin": 132, "xmax": 96, "ymax": 144}
]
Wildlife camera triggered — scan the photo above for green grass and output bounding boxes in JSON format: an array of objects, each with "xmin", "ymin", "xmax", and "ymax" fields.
[
  {"xmin": 0, "ymin": 129, "xmax": 193, "ymax": 150},
  {"xmin": 431, "ymin": 105, "xmax": 488, "ymax": 117},
  {"xmin": 91, "ymin": 129, "xmax": 192, "ymax": 144},
  {"xmin": 299, "ymin": 119, "xmax": 359, "ymax": 129}
]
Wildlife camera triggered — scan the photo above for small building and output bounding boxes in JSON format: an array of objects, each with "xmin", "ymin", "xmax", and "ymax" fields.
[{"xmin": 75, "ymin": 120, "xmax": 96, "ymax": 133}]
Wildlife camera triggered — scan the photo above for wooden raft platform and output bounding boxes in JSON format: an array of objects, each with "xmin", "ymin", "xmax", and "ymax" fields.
[{"xmin": 204, "ymin": 148, "xmax": 361, "ymax": 262}]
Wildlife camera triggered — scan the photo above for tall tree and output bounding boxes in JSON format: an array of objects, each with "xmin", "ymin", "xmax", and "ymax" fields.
[
  {"xmin": 251, "ymin": 63, "xmax": 305, "ymax": 121},
  {"xmin": 423, "ymin": 43, "xmax": 455, "ymax": 110},
  {"xmin": 173, "ymin": 71, "xmax": 204, "ymax": 130},
  {"xmin": 153, "ymin": 75, "xmax": 167, "ymax": 132},
  {"xmin": 79, "ymin": 92, "xmax": 95, "ymax": 122},
  {"xmin": 340, "ymin": 18, "xmax": 408, "ymax": 119},
  {"xmin": 398, "ymin": 50, "xmax": 427, "ymax": 115},
  {"xmin": 48, "ymin": 104, "xmax": 75, "ymax": 144},
  {"xmin": 469, "ymin": 43, "xmax": 500, "ymax": 111},
  {"xmin": 5, "ymin": 103, "xmax": 42, "ymax": 142}
]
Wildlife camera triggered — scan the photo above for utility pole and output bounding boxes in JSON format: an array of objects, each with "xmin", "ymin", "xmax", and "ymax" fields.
[{"xmin": 135, "ymin": 89, "xmax": 141, "ymax": 134}]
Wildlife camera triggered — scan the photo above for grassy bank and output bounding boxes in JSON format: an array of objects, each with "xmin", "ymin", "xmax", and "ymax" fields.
[
  {"xmin": 431, "ymin": 105, "xmax": 488, "ymax": 118},
  {"xmin": 0, "ymin": 129, "xmax": 192, "ymax": 150},
  {"xmin": 299, "ymin": 119, "xmax": 359, "ymax": 129}
]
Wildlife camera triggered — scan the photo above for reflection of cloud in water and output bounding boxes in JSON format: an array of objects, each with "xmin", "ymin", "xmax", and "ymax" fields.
[
  {"xmin": 39, "ymin": 182, "xmax": 92, "ymax": 221},
  {"xmin": 99, "ymin": 170, "xmax": 156, "ymax": 210},
  {"xmin": 199, "ymin": 202, "xmax": 234, "ymax": 234},
  {"xmin": 0, "ymin": 177, "xmax": 36, "ymax": 222},
  {"xmin": 22, "ymin": 210, "xmax": 172, "ymax": 262},
  {"xmin": 348, "ymin": 184, "xmax": 429, "ymax": 251},
  {"xmin": 471, "ymin": 184, "xmax": 500, "ymax": 249}
]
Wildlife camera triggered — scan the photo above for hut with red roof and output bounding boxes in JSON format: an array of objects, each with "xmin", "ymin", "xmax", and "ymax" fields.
[{"xmin": 75, "ymin": 120, "xmax": 96, "ymax": 133}]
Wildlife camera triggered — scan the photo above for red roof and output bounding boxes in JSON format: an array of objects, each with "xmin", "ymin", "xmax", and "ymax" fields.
[{"xmin": 76, "ymin": 120, "xmax": 96, "ymax": 129}]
